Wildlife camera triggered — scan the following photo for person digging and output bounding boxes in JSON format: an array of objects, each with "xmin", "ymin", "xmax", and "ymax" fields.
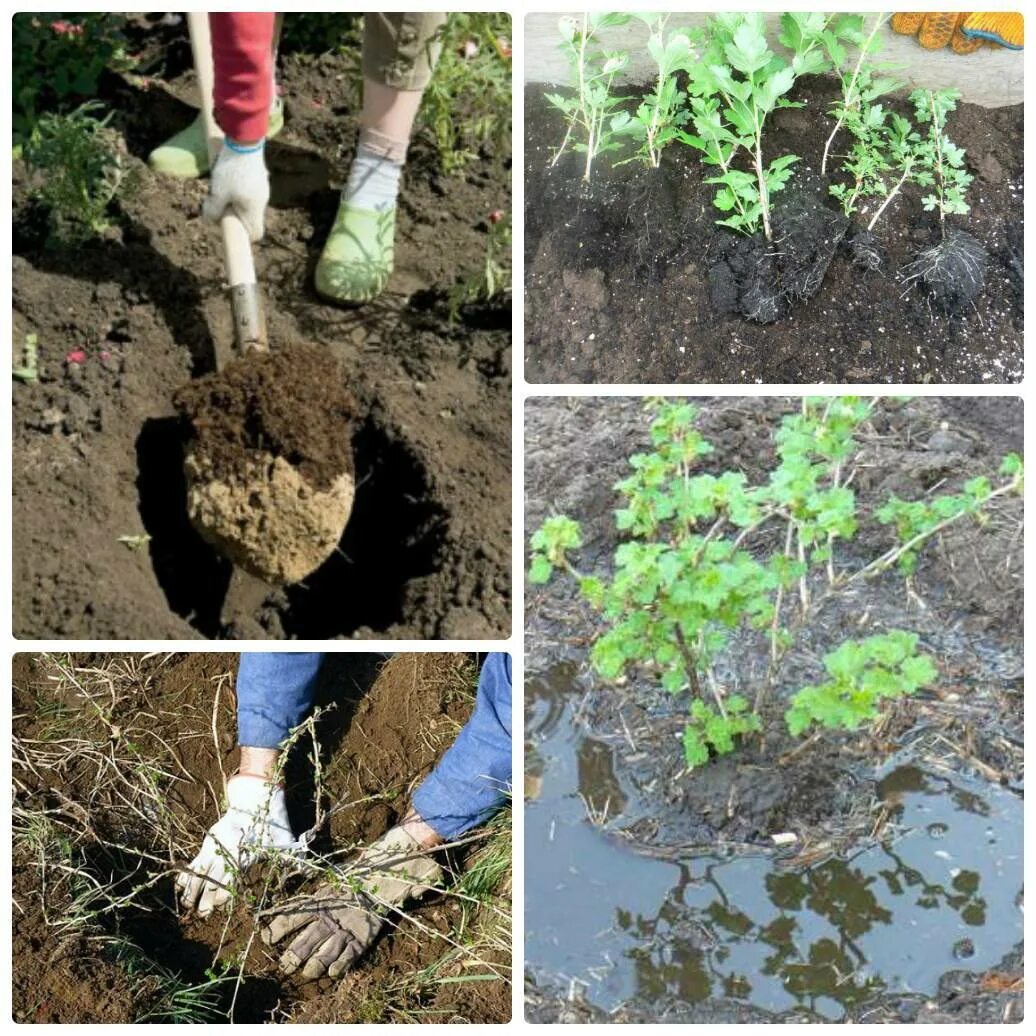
[
  {"xmin": 150, "ymin": 11, "xmax": 447, "ymax": 303},
  {"xmin": 175, "ymin": 653, "xmax": 511, "ymax": 980}
]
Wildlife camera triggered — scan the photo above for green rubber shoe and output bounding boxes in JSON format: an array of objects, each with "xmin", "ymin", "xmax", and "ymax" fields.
[
  {"xmin": 314, "ymin": 203, "xmax": 396, "ymax": 304},
  {"xmin": 148, "ymin": 98, "xmax": 285, "ymax": 179}
]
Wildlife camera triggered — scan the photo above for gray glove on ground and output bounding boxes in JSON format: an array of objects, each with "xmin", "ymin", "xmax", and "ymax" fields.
[{"xmin": 262, "ymin": 826, "xmax": 443, "ymax": 980}]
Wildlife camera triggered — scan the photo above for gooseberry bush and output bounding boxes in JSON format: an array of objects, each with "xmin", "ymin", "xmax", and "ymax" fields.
[{"xmin": 529, "ymin": 399, "xmax": 1023, "ymax": 768}]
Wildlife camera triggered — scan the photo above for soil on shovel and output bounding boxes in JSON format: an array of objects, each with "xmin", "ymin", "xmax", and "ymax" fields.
[
  {"xmin": 13, "ymin": 37, "xmax": 511, "ymax": 640},
  {"xmin": 175, "ymin": 345, "xmax": 358, "ymax": 585},
  {"xmin": 524, "ymin": 78, "xmax": 1023, "ymax": 384},
  {"xmin": 12, "ymin": 652, "xmax": 512, "ymax": 1024},
  {"xmin": 525, "ymin": 396, "xmax": 1023, "ymax": 1023},
  {"xmin": 173, "ymin": 344, "xmax": 357, "ymax": 491}
]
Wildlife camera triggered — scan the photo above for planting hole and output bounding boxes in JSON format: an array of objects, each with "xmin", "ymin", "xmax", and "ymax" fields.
[{"xmin": 136, "ymin": 413, "xmax": 446, "ymax": 639}]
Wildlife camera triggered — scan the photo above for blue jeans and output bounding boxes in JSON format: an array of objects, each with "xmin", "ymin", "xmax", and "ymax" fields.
[{"xmin": 236, "ymin": 653, "xmax": 512, "ymax": 840}]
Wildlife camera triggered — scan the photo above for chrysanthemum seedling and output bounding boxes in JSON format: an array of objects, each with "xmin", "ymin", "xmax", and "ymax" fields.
[
  {"xmin": 546, "ymin": 12, "xmax": 631, "ymax": 181},
  {"xmin": 529, "ymin": 399, "xmax": 1022, "ymax": 768}
]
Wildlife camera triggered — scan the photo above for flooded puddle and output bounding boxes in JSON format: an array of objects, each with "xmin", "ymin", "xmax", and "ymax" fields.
[{"xmin": 526, "ymin": 666, "xmax": 1023, "ymax": 1020}]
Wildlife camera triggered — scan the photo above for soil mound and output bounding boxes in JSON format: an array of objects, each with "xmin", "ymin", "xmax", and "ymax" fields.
[
  {"xmin": 175, "ymin": 344, "xmax": 357, "ymax": 584},
  {"xmin": 903, "ymin": 227, "xmax": 988, "ymax": 312}
]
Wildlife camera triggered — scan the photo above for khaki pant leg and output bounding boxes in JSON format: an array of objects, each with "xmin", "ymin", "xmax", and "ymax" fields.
[{"xmin": 362, "ymin": 12, "xmax": 447, "ymax": 90}]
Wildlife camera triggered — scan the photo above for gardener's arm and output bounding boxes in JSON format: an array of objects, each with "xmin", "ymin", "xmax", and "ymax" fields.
[
  {"xmin": 262, "ymin": 653, "xmax": 513, "ymax": 980},
  {"xmin": 410, "ymin": 652, "xmax": 513, "ymax": 840},
  {"xmin": 202, "ymin": 12, "xmax": 275, "ymax": 240},
  {"xmin": 176, "ymin": 652, "xmax": 324, "ymax": 915}
]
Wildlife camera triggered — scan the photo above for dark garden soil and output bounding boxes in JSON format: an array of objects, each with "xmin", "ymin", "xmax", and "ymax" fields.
[
  {"xmin": 13, "ymin": 37, "xmax": 512, "ymax": 640},
  {"xmin": 524, "ymin": 78, "xmax": 1023, "ymax": 384},
  {"xmin": 525, "ymin": 396, "xmax": 1023, "ymax": 1023},
  {"xmin": 12, "ymin": 652, "xmax": 511, "ymax": 1024}
]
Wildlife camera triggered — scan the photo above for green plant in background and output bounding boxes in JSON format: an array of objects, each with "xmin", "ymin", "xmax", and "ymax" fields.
[
  {"xmin": 909, "ymin": 88, "xmax": 973, "ymax": 232},
  {"xmin": 785, "ymin": 631, "xmax": 937, "ymax": 736},
  {"xmin": 820, "ymin": 12, "xmax": 899, "ymax": 175},
  {"xmin": 448, "ymin": 209, "xmax": 512, "ymax": 320},
  {"xmin": 546, "ymin": 12, "xmax": 632, "ymax": 181},
  {"xmin": 612, "ymin": 13, "xmax": 696, "ymax": 168},
  {"xmin": 13, "ymin": 334, "xmax": 40, "ymax": 384},
  {"xmin": 12, "ymin": 14, "xmax": 134, "ymax": 144},
  {"xmin": 23, "ymin": 102, "xmax": 127, "ymax": 245},
  {"xmin": 680, "ymin": 13, "xmax": 856, "ymax": 240},
  {"xmin": 419, "ymin": 13, "xmax": 513, "ymax": 174},
  {"xmin": 529, "ymin": 399, "xmax": 1022, "ymax": 769},
  {"xmin": 831, "ymin": 106, "xmax": 924, "ymax": 235}
]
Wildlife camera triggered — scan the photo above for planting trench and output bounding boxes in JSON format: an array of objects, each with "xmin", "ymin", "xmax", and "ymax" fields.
[
  {"xmin": 12, "ymin": 43, "xmax": 511, "ymax": 640},
  {"xmin": 524, "ymin": 77, "xmax": 1023, "ymax": 385},
  {"xmin": 12, "ymin": 652, "xmax": 511, "ymax": 1023},
  {"xmin": 524, "ymin": 396, "xmax": 1023, "ymax": 1023}
]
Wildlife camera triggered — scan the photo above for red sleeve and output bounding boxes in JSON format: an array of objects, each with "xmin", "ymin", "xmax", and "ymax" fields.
[{"xmin": 209, "ymin": 12, "xmax": 275, "ymax": 142}]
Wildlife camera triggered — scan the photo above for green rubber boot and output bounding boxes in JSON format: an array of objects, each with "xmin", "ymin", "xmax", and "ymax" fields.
[
  {"xmin": 148, "ymin": 97, "xmax": 285, "ymax": 179},
  {"xmin": 314, "ymin": 202, "xmax": 396, "ymax": 304}
]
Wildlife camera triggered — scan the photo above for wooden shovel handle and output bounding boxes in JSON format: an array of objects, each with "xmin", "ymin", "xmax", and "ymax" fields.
[{"xmin": 187, "ymin": 12, "xmax": 267, "ymax": 350}]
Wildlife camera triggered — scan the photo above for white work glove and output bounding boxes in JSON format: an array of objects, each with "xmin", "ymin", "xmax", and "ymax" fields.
[
  {"xmin": 262, "ymin": 826, "xmax": 443, "ymax": 980},
  {"xmin": 176, "ymin": 773, "xmax": 298, "ymax": 917},
  {"xmin": 202, "ymin": 139, "xmax": 269, "ymax": 242}
]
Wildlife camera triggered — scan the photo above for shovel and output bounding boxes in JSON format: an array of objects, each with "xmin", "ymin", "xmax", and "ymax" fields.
[{"xmin": 182, "ymin": 13, "xmax": 355, "ymax": 631}]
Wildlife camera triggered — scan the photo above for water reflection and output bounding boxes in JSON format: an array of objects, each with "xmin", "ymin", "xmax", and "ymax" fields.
[{"xmin": 526, "ymin": 673, "xmax": 1023, "ymax": 1020}]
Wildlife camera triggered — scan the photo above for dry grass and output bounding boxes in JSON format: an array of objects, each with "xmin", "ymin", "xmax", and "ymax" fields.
[{"xmin": 12, "ymin": 652, "xmax": 512, "ymax": 1023}]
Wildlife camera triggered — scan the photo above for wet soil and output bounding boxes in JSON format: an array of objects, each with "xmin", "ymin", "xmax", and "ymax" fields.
[
  {"xmin": 13, "ymin": 40, "xmax": 512, "ymax": 640},
  {"xmin": 524, "ymin": 79, "xmax": 1023, "ymax": 384},
  {"xmin": 12, "ymin": 652, "xmax": 511, "ymax": 1023},
  {"xmin": 524, "ymin": 396, "xmax": 1023, "ymax": 1022}
]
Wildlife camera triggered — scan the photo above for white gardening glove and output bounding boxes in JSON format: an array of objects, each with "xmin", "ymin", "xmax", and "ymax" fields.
[
  {"xmin": 262, "ymin": 826, "xmax": 443, "ymax": 980},
  {"xmin": 201, "ymin": 139, "xmax": 269, "ymax": 242},
  {"xmin": 176, "ymin": 773, "xmax": 298, "ymax": 917}
]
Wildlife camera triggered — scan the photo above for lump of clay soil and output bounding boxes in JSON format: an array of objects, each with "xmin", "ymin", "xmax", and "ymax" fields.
[
  {"xmin": 174, "ymin": 343, "xmax": 357, "ymax": 585},
  {"xmin": 901, "ymin": 227, "xmax": 988, "ymax": 313}
]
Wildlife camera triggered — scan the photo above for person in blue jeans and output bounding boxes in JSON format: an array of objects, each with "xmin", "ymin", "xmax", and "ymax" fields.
[{"xmin": 176, "ymin": 652, "xmax": 511, "ymax": 980}]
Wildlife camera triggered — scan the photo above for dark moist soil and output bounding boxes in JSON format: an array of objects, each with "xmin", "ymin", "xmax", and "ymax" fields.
[
  {"xmin": 12, "ymin": 652, "xmax": 511, "ymax": 1024},
  {"xmin": 12, "ymin": 36, "xmax": 511, "ymax": 640},
  {"xmin": 525, "ymin": 77, "xmax": 1023, "ymax": 384},
  {"xmin": 173, "ymin": 344, "xmax": 357, "ymax": 490},
  {"xmin": 525, "ymin": 396, "xmax": 1023, "ymax": 1023}
]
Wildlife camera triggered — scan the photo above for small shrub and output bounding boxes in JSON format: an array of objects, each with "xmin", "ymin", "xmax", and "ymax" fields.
[
  {"xmin": 530, "ymin": 399, "xmax": 1022, "ymax": 767},
  {"xmin": 12, "ymin": 14, "xmax": 134, "ymax": 143},
  {"xmin": 419, "ymin": 13, "xmax": 512, "ymax": 174},
  {"xmin": 24, "ymin": 103, "xmax": 127, "ymax": 245}
]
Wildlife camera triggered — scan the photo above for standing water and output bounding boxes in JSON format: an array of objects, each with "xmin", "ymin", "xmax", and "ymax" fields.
[{"xmin": 526, "ymin": 666, "xmax": 1023, "ymax": 1021}]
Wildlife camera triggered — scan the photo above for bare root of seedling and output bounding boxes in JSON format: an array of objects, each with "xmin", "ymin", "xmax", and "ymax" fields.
[
  {"xmin": 901, "ymin": 228, "xmax": 988, "ymax": 313},
  {"xmin": 847, "ymin": 229, "xmax": 886, "ymax": 273}
]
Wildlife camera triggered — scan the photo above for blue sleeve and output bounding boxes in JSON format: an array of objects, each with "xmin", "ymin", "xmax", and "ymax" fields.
[
  {"xmin": 236, "ymin": 652, "xmax": 323, "ymax": 748},
  {"xmin": 413, "ymin": 653, "xmax": 512, "ymax": 840}
]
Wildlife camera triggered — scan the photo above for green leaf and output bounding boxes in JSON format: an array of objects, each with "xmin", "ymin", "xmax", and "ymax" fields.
[{"xmin": 528, "ymin": 555, "xmax": 552, "ymax": 584}]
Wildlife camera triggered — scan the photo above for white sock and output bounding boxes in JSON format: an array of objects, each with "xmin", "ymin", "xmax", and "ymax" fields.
[{"xmin": 343, "ymin": 139, "xmax": 404, "ymax": 212}]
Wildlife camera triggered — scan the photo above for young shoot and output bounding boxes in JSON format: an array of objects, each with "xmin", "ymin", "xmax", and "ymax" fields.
[
  {"xmin": 545, "ymin": 13, "xmax": 631, "ymax": 181},
  {"xmin": 821, "ymin": 12, "xmax": 900, "ymax": 176},
  {"xmin": 612, "ymin": 13, "xmax": 696, "ymax": 168},
  {"xmin": 681, "ymin": 13, "xmax": 857, "ymax": 240},
  {"xmin": 910, "ymin": 87, "xmax": 973, "ymax": 237}
]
